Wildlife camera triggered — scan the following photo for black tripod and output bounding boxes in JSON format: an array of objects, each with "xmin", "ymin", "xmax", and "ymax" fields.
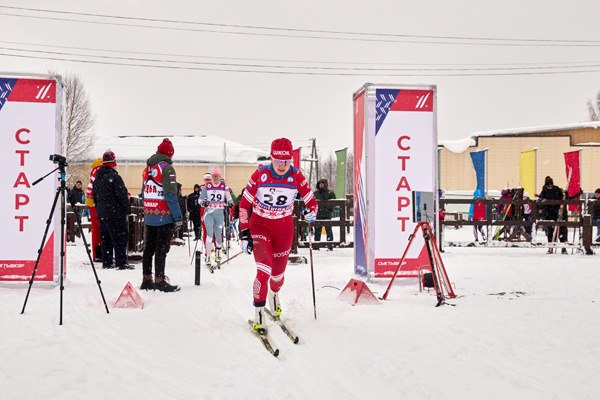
[{"xmin": 21, "ymin": 155, "xmax": 109, "ymax": 324}]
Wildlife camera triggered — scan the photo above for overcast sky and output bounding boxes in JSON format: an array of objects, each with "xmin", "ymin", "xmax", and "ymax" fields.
[{"xmin": 1, "ymin": 1, "xmax": 599, "ymax": 156}]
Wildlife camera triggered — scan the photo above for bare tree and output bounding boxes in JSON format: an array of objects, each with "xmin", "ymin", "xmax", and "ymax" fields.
[
  {"xmin": 587, "ymin": 90, "xmax": 600, "ymax": 121},
  {"xmin": 317, "ymin": 151, "xmax": 336, "ymax": 189},
  {"xmin": 52, "ymin": 72, "xmax": 96, "ymax": 163},
  {"xmin": 346, "ymin": 151, "xmax": 354, "ymax": 195}
]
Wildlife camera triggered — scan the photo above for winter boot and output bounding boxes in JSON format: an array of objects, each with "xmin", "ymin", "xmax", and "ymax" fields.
[
  {"xmin": 268, "ymin": 290, "xmax": 282, "ymax": 318},
  {"xmin": 140, "ymin": 274, "xmax": 155, "ymax": 291},
  {"xmin": 154, "ymin": 276, "xmax": 180, "ymax": 292},
  {"xmin": 561, "ymin": 248, "xmax": 568, "ymax": 255},
  {"xmin": 252, "ymin": 307, "xmax": 267, "ymax": 335}
]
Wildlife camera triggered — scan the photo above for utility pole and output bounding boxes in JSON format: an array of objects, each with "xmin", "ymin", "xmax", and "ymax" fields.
[{"xmin": 308, "ymin": 138, "xmax": 319, "ymax": 188}]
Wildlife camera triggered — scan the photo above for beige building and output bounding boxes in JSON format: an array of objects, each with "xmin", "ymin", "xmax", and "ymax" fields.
[
  {"xmin": 72, "ymin": 134, "xmax": 268, "ymax": 197},
  {"xmin": 439, "ymin": 122, "xmax": 600, "ymax": 194}
]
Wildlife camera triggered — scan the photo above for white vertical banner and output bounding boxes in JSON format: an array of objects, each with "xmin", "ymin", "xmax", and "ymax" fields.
[
  {"xmin": 0, "ymin": 75, "xmax": 64, "ymax": 281},
  {"xmin": 354, "ymin": 85, "xmax": 437, "ymax": 278}
]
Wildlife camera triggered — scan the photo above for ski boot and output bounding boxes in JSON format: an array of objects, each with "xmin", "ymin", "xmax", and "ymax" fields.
[
  {"xmin": 215, "ymin": 248, "xmax": 222, "ymax": 269},
  {"xmin": 268, "ymin": 290, "xmax": 282, "ymax": 319},
  {"xmin": 206, "ymin": 254, "xmax": 214, "ymax": 273},
  {"xmin": 252, "ymin": 307, "xmax": 267, "ymax": 335}
]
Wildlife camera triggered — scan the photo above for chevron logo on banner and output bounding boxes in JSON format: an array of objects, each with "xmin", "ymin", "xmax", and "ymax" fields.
[
  {"xmin": 0, "ymin": 78, "xmax": 17, "ymax": 112},
  {"xmin": 375, "ymin": 89, "xmax": 399, "ymax": 135}
]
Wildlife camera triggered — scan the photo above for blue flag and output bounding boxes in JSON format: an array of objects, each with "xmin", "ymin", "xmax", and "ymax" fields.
[
  {"xmin": 469, "ymin": 151, "xmax": 486, "ymax": 220},
  {"xmin": 470, "ymin": 151, "xmax": 486, "ymax": 192}
]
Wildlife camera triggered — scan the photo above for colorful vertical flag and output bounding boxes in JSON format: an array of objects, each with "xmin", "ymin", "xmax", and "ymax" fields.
[
  {"xmin": 469, "ymin": 150, "xmax": 486, "ymax": 192},
  {"xmin": 335, "ymin": 148, "xmax": 347, "ymax": 197},
  {"xmin": 564, "ymin": 150, "xmax": 581, "ymax": 211},
  {"xmin": 292, "ymin": 148, "xmax": 301, "ymax": 169},
  {"xmin": 469, "ymin": 150, "xmax": 486, "ymax": 220},
  {"xmin": 519, "ymin": 149, "xmax": 536, "ymax": 198}
]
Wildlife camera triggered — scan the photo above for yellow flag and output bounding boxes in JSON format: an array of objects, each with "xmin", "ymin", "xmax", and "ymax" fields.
[{"xmin": 520, "ymin": 150, "xmax": 536, "ymax": 197}]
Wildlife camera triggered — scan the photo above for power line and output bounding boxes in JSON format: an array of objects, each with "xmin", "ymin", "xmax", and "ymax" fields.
[
  {"xmin": 3, "ymin": 45, "xmax": 600, "ymax": 72},
  {"xmin": 3, "ymin": 39, "xmax": 600, "ymax": 68},
  {"xmin": 1, "ymin": 5, "xmax": 598, "ymax": 45},
  {"xmin": 1, "ymin": 8, "xmax": 599, "ymax": 47},
  {"xmin": 2, "ymin": 51, "xmax": 600, "ymax": 76}
]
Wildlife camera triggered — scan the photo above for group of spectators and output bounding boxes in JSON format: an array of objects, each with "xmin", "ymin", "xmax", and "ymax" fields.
[
  {"xmin": 77, "ymin": 137, "xmax": 341, "ymax": 293},
  {"xmin": 466, "ymin": 175, "xmax": 600, "ymax": 252}
]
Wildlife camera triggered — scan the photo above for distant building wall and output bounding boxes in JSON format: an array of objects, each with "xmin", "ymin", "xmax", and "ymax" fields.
[{"xmin": 440, "ymin": 128, "xmax": 600, "ymax": 193}]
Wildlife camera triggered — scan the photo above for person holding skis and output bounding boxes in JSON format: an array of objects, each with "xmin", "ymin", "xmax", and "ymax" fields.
[
  {"xmin": 238, "ymin": 137, "xmax": 318, "ymax": 334},
  {"xmin": 200, "ymin": 167, "xmax": 233, "ymax": 269},
  {"xmin": 140, "ymin": 138, "xmax": 182, "ymax": 291}
]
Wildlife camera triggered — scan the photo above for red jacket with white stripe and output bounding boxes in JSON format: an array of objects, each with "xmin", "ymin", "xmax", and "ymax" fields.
[{"xmin": 239, "ymin": 164, "xmax": 318, "ymax": 231}]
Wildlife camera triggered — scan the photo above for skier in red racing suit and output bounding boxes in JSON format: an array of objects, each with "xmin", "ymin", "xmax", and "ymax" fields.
[{"xmin": 239, "ymin": 138, "xmax": 318, "ymax": 333}]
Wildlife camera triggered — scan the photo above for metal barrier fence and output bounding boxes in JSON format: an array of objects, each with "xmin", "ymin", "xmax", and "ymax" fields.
[
  {"xmin": 291, "ymin": 198, "xmax": 354, "ymax": 251},
  {"xmin": 440, "ymin": 198, "xmax": 600, "ymax": 254}
]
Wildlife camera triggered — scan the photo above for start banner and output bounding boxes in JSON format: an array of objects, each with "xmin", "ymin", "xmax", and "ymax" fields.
[
  {"xmin": 353, "ymin": 84, "xmax": 437, "ymax": 278},
  {"xmin": 0, "ymin": 75, "xmax": 64, "ymax": 281}
]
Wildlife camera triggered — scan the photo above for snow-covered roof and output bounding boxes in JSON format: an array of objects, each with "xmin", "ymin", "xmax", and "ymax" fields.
[
  {"xmin": 91, "ymin": 134, "xmax": 268, "ymax": 164},
  {"xmin": 438, "ymin": 138, "xmax": 476, "ymax": 153},
  {"xmin": 439, "ymin": 121, "xmax": 600, "ymax": 153},
  {"xmin": 472, "ymin": 121, "xmax": 600, "ymax": 138}
]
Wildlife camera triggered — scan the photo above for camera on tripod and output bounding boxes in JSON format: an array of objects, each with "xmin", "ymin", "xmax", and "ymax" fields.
[{"xmin": 49, "ymin": 154, "xmax": 67, "ymax": 165}]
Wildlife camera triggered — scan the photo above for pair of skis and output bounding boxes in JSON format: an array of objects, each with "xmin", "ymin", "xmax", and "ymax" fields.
[{"xmin": 247, "ymin": 309, "xmax": 300, "ymax": 358}]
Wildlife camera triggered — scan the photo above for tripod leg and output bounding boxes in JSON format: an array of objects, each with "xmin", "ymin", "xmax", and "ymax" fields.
[
  {"xmin": 422, "ymin": 226, "xmax": 445, "ymax": 307},
  {"xmin": 74, "ymin": 207, "xmax": 110, "ymax": 314},
  {"xmin": 21, "ymin": 187, "xmax": 61, "ymax": 315}
]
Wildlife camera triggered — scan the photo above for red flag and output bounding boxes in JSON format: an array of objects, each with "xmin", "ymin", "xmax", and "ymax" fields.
[
  {"xmin": 564, "ymin": 150, "xmax": 581, "ymax": 212},
  {"xmin": 292, "ymin": 148, "xmax": 301, "ymax": 169}
]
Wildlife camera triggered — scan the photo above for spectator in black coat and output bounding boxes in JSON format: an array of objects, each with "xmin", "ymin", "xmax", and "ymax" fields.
[
  {"xmin": 93, "ymin": 151, "xmax": 132, "ymax": 269},
  {"xmin": 313, "ymin": 179, "xmax": 336, "ymax": 243},
  {"xmin": 68, "ymin": 180, "xmax": 84, "ymax": 207},
  {"xmin": 176, "ymin": 183, "xmax": 187, "ymax": 240},
  {"xmin": 68, "ymin": 180, "xmax": 85, "ymax": 235},
  {"xmin": 187, "ymin": 184, "xmax": 201, "ymax": 240},
  {"xmin": 538, "ymin": 176, "xmax": 567, "ymax": 253}
]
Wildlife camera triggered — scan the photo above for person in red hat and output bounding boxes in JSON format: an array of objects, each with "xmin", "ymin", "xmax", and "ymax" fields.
[
  {"xmin": 238, "ymin": 137, "xmax": 318, "ymax": 333},
  {"xmin": 140, "ymin": 138, "xmax": 182, "ymax": 292},
  {"xmin": 92, "ymin": 150, "xmax": 133, "ymax": 270}
]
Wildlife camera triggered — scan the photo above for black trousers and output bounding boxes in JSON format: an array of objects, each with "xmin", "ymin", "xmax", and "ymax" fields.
[
  {"xmin": 189, "ymin": 212, "xmax": 201, "ymax": 238},
  {"xmin": 143, "ymin": 224, "xmax": 173, "ymax": 277},
  {"xmin": 100, "ymin": 217, "xmax": 129, "ymax": 267}
]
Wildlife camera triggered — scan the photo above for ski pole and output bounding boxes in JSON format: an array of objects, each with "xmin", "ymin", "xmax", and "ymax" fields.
[
  {"xmin": 190, "ymin": 234, "xmax": 200, "ymax": 265},
  {"xmin": 307, "ymin": 222, "xmax": 317, "ymax": 320},
  {"xmin": 187, "ymin": 219, "xmax": 191, "ymax": 257}
]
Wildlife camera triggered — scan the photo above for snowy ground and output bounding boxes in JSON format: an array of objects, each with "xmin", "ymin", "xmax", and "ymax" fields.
[{"xmin": 2, "ymin": 229, "xmax": 599, "ymax": 400}]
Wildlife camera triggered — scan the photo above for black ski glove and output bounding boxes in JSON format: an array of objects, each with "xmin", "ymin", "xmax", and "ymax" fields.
[{"xmin": 240, "ymin": 229, "xmax": 253, "ymax": 254}]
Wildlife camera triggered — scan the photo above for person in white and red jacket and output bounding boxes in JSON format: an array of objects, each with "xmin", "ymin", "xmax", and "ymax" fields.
[{"xmin": 238, "ymin": 137, "xmax": 318, "ymax": 333}]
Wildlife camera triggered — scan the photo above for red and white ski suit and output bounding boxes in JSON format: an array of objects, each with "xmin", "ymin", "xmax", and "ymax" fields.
[{"xmin": 239, "ymin": 165, "xmax": 318, "ymax": 307}]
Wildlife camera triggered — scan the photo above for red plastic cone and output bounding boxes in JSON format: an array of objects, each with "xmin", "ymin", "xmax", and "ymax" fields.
[
  {"xmin": 338, "ymin": 279, "xmax": 379, "ymax": 305},
  {"xmin": 114, "ymin": 281, "xmax": 144, "ymax": 309}
]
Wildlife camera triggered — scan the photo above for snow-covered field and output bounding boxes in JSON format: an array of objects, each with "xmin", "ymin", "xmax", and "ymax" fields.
[{"xmin": 2, "ymin": 230, "xmax": 599, "ymax": 400}]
